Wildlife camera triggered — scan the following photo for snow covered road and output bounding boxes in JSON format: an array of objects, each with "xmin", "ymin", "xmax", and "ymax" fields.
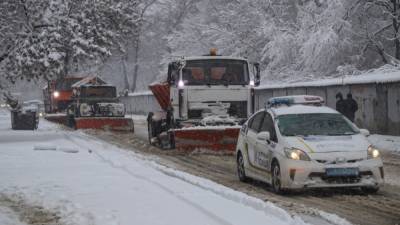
[
  {"xmin": 0, "ymin": 110, "xmax": 306, "ymax": 225},
  {"xmin": 90, "ymin": 117, "xmax": 400, "ymax": 225}
]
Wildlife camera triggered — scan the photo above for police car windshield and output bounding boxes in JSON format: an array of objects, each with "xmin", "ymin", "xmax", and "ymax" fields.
[{"xmin": 277, "ymin": 113, "xmax": 359, "ymax": 136}]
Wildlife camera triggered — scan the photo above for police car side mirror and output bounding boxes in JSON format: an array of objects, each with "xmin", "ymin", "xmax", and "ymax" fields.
[
  {"xmin": 257, "ymin": 131, "xmax": 270, "ymax": 142},
  {"xmin": 360, "ymin": 129, "xmax": 370, "ymax": 137}
]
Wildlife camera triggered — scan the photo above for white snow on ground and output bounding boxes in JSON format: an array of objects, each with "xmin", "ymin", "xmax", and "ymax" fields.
[
  {"xmin": 0, "ymin": 206, "xmax": 28, "ymax": 225},
  {"xmin": 368, "ymin": 134, "xmax": 400, "ymax": 154},
  {"xmin": 0, "ymin": 109, "xmax": 308, "ymax": 225}
]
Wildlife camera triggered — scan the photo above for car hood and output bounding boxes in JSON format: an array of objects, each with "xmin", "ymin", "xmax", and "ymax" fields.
[{"xmin": 284, "ymin": 134, "xmax": 370, "ymax": 153}]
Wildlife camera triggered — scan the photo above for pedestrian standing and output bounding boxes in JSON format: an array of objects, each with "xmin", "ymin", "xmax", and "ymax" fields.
[
  {"xmin": 335, "ymin": 92, "xmax": 346, "ymax": 115},
  {"xmin": 344, "ymin": 93, "xmax": 358, "ymax": 122}
]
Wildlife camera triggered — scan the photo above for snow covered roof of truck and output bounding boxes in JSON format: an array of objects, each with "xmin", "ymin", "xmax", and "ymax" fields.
[
  {"xmin": 71, "ymin": 76, "xmax": 107, "ymax": 88},
  {"xmin": 175, "ymin": 56, "xmax": 248, "ymax": 62}
]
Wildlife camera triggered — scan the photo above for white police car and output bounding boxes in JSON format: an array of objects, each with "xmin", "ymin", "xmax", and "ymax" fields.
[{"xmin": 236, "ymin": 95, "xmax": 384, "ymax": 194}]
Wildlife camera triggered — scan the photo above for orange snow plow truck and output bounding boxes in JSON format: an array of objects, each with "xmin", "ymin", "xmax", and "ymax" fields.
[
  {"xmin": 44, "ymin": 76, "xmax": 134, "ymax": 132},
  {"xmin": 43, "ymin": 76, "xmax": 84, "ymax": 113},
  {"xmin": 147, "ymin": 49, "xmax": 260, "ymax": 152}
]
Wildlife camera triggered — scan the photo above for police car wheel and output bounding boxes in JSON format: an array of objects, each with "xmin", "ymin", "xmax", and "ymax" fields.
[
  {"xmin": 272, "ymin": 161, "xmax": 284, "ymax": 194},
  {"xmin": 237, "ymin": 153, "xmax": 248, "ymax": 182}
]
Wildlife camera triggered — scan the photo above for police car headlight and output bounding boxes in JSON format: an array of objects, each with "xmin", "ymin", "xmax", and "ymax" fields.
[
  {"xmin": 284, "ymin": 148, "xmax": 311, "ymax": 161},
  {"xmin": 367, "ymin": 145, "xmax": 380, "ymax": 159}
]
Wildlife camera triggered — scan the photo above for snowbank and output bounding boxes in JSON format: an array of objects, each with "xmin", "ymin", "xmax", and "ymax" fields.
[{"xmin": 0, "ymin": 113, "xmax": 307, "ymax": 225}]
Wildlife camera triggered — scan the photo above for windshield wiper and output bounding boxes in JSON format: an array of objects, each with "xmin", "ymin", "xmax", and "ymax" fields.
[{"xmin": 283, "ymin": 133, "xmax": 308, "ymax": 137}]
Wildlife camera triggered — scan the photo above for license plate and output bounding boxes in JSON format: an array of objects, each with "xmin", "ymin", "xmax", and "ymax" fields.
[{"xmin": 326, "ymin": 168, "xmax": 359, "ymax": 177}]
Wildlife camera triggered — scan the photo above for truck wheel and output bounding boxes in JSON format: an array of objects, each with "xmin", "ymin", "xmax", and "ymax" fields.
[
  {"xmin": 147, "ymin": 120, "xmax": 154, "ymax": 145},
  {"xmin": 147, "ymin": 112, "xmax": 155, "ymax": 145},
  {"xmin": 361, "ymin": 186, "xmax": 379, "ymax": 194},
  {"xmin": 159, "ymin": 131, "xmax": 174, "ymax": 150}
]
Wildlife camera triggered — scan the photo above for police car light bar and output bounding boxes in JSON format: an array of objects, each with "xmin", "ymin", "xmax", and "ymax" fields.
[{"xmin": 267, "ymin": 95, "xmax": 324, "ymax": 108}]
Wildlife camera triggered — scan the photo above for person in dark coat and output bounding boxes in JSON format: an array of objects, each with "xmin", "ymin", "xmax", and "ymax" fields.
[
  {"xmin": 335, "ymin": 92, "xmax": 346, "ymax": 115},
  {"xmin": 344, "ymin": 93, "xmax": 358, "ymax": 122}
]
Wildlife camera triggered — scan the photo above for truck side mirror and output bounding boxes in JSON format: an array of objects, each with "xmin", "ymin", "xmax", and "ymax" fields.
[
  {"xmin": 167, "ymin": 62, "xmax": 179, "ymax": 85},
  {"xmin": 253, "ymin": 62, "xmax": 261, "ymax": 87},
  {"xmin": 167, "ymin": 63, "xmax": 173, "ymax": 85}
]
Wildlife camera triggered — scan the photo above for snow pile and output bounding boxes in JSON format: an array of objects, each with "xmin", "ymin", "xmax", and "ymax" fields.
[
  {"xmin": 0, "ymin": 206, "xmax": 28, "ymax": 225},
  {"xmin": 0, "ymin": 116, "xmax": 308, "ymax": 225}
]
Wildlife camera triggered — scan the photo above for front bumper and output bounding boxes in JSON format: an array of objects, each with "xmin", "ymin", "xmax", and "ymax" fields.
[{"xmin": 280, "ymin": 158, "xmax": 384, "ymax": 189}]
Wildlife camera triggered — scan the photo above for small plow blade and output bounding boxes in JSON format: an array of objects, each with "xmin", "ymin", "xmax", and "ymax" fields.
[
  {"xmin": 173, "ymin": 127, "xmax": 240, "ymax": 153},
  {"xmin": 75, "ymin": 117, "xmax": 134, "ymax": 132}
]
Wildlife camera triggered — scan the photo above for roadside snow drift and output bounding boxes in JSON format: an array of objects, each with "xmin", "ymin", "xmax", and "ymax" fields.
[{"xmin": 0, "ymin": 110, "xmax": 306, "ymax": 225}]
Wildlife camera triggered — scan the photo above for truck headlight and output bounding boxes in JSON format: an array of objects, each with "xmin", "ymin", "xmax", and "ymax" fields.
[
  {"xmin": 178, "ymin": 80, "xmax": 185, "ymax": 88},
  {"xmin": 367, "ymin": 145, "xmax": 380, "ymax": 159},
  {"xmin": 79, "ymin": 103, "xmax": 91, "ymax": 116},
  {"xmin": 284, "ymin": 148, "xmax": 311, "ymax": 161},
  {"xmin": 53, "ymin": 91, "xmax": 60, "ymax": 98},
  {"xmin": 116, "ymin": 104, "xmax": 125, "ymax": 115}
]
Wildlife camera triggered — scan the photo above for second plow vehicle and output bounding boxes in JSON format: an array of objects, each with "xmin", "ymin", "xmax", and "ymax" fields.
[{"xmin": 43, "ymin": 76, "xmax": 134, "ymax": 131}]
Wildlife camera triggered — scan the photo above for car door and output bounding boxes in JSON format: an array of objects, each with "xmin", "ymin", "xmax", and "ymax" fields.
[
  {"xmin": 245, "ymin": 111, "xmax": 265, "ymax": 166},
  {"xmin": 254, "ymin": 112, "xmax": 278, "ymax": 172}
]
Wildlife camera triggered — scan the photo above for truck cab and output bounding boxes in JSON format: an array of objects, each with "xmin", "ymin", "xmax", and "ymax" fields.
[
  {"xmin": 167, "ymin": 55, "xmax": 260, "ymax": 126},
  {"xmin": 148, "ymin": 51, "xmax": 260, "ymax": 150},
  {"xmin": 70, "ymin": 85, "xmax": 125, "ymax": 118}
]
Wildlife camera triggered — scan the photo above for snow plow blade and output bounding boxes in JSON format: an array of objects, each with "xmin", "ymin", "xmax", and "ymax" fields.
[
  {"xmin": 75, "ymin": 117, "xmax": 134, "ymax": 132},
  {"xmin": 45, "ymin": 114, "xmax": 68, "ymax": 126},
  {"xmin": 172, "ymin": 127, "xmax": 240, "ymax": 153}
]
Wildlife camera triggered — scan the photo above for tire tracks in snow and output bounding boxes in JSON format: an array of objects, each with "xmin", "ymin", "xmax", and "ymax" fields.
[
  {"xmin": 64, "ymin": 132, "xmax": 235, "ymax": 225},
  {"xmin": 86, "ymin": 129, "xmax": 400, "ymax": 225}
]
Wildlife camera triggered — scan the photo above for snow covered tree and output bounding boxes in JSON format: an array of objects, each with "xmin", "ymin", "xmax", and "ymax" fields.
[
  {"xmin": 351, "ymin": 0, "xmax": 400, "ymax": 66},
  {"xmin": 0, "ymin": 0, "xmax": 141, "ymax": 83}
]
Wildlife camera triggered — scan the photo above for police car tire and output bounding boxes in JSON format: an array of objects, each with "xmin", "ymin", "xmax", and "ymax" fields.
[
  {"xmin": 237, "ymin": 153, "xmax": 248, "ymax": 182},
  {"xmin": 272, "ymin": 161, "xmax": 286, "ymax": 194}
]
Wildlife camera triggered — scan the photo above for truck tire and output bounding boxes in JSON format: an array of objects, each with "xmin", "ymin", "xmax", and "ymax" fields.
[{"xmin": 147, "ymin": 112, "xmax": 155, "ymax": 145}]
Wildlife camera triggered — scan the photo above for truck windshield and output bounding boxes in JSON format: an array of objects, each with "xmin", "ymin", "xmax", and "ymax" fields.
[
  {"xmin": 177, "ymin": 59, "xmax": 249, "ymax": 85},
  {"xmin": 277, "ymin": 113, "xmax": 359, "ymax": 136},
  {"xmin": 80, "ymin": 87, "xmax": 116, "ymax": 98}
]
